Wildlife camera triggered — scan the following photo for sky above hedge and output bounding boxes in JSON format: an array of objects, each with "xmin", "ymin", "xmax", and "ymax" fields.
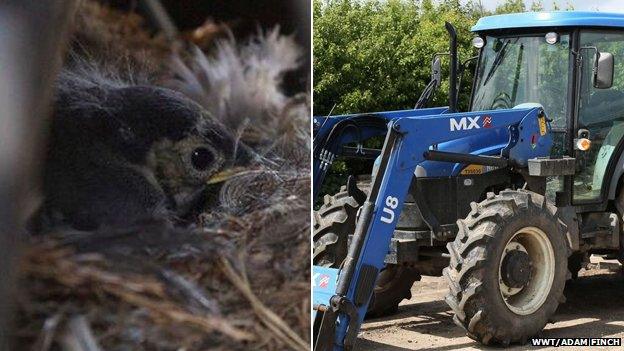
[{"xmin": 466, "ymin": 0, "xmax": 623, "ymax": 12}]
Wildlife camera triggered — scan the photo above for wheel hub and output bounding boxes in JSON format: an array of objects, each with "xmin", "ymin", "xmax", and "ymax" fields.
[
  {"xmin": 498, "ymin": 227, "xmax": 555, "ymax": 316},
  {"xmin": 501, "ymin": 250, "xmax": 531, "ymax": 288}
]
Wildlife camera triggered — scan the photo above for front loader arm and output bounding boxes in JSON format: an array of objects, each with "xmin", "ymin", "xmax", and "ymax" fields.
[
  {"xmin": 313, "ymin": 106, "xmax": 552, "ymax": 351},
  {"xmin": 312, "ymin": 107, "xmax": 449, "ymax": 199}
]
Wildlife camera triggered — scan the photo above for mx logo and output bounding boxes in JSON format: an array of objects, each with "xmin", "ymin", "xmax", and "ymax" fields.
[
  {"xmin": 450, "ymin": 116, "xmax": 480, "ymax": 131},
  {"xmin": 482, "ymin": 116, "xmax": 492, "ymax": 128}
]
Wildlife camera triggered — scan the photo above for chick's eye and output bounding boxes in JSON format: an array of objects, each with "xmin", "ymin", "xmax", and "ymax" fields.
[{"xmin": 191, "ymin": 147, "xmax": 214, "ymax": 171}]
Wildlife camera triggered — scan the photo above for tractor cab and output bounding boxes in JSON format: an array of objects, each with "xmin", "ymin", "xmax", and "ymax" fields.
[{"xmin": 471, "ymin": 11, "xmax": 624, "ymax": 206}]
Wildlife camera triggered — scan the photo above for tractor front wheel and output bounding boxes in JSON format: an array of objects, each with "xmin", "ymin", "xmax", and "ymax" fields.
[{"xmin": 443, "ymin": 189, "xmax": 570, "ymax": 346}]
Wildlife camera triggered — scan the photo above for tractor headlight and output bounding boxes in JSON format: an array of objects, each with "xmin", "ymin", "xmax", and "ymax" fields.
[
  {"xmin": 545, "ymin": 32, "xmax": 558, "ymax": 45},
  {"xmin": 472, "ymin": 36, "xmax": 485, "ymax": 49}
]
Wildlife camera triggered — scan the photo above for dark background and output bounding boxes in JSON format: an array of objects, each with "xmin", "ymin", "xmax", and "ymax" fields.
[{"xmin": 105, "ymin": 0, "xmax": 310, "ymax": 93}]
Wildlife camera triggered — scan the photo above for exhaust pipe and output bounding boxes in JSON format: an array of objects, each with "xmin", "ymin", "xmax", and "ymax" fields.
[{"xmin": 445, "ymin": 22, "xmax": 458, "ymax": 113}]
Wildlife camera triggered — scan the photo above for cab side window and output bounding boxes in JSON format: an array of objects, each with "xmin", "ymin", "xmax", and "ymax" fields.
[{"xmin": 574, "ymin": 30, "xmax": 624, "ymax": 202}]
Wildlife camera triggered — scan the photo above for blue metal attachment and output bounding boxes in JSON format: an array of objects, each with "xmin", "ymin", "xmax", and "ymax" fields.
[
  {"xmin": 312, "ymin": 266, "xmax": 339, "ymax": 320},
  {"xmin": 313, "ymin": 107, "xmax": 448, "ymax": 199},
  {"xmin": 313, "ymin": 105, "xmax": 541, "ymax": 199}
]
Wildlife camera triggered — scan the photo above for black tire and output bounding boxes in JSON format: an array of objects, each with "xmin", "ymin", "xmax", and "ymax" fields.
[
  {"xmin": 367, "ymin": 265, "xmax": 421, "ymax": 317},
  {"xmin": 443, "ymin": 189, "xmax": 570, "ymax": 346},
  {"xmin": 568, "ymin": 253, "xmax": 584, "ymax": 280},
  {"xmin": 313, "ymin": 188, "xmax": 361, "ymax": 268},
  {"xmin": 313, "ymin": 185, "xmax": 420, "ymax": 317}
]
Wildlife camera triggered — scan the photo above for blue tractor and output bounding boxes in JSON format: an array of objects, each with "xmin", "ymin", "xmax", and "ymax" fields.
[{"xmin": 313, "ymin": 11, "xmax": 624, "ymax": 349}]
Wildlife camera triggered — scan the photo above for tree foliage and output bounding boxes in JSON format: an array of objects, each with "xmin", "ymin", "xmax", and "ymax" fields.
[
  {"xmin": 314, "ymin": 0, "xmax": 477, "ymax": 115},
  {"xmin": 313, "ymin": 0, "xmax": 574, "ymax": 116},
  {"xmin": 313, "ymin": 0, "xmax": 574, "ymax": 199},
  {"xmin": 495, "ymin": 0, "xmax": 526, "ymax": 13}
]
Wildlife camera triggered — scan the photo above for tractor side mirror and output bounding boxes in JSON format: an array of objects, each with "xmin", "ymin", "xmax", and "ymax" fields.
[
  {"xmin": 594, "ymin": 51, "xmax": 614, "ymax": 89},
  {"xmin": 431, "ymin": 57, "xmax": 441, "ymax": 88}
]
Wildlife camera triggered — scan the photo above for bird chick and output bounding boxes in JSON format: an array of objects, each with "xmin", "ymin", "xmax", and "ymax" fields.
[{"xmin": 37, "ymin": 67, "xmax": 250, "ymax": 231}]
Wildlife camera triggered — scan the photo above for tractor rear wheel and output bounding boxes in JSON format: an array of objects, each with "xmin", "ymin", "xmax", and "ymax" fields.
[
  {"xmin": 313, "ymin": 184, "xmax": 420, "ymax": 317},
  {"xmin": 443, "ymin": 189, "xmax": 570, "ymax": 346},
  {"xmin": 313, "ymin": 188, "xmax": 360, "ymax": 267}
]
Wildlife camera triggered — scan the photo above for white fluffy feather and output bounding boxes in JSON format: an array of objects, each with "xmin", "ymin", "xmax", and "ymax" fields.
[{"xmin": 167, "ymin": 28, "xmax": 308, "ymax": 151}]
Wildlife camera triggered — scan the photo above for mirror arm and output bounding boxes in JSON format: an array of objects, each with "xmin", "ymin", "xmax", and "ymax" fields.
[
  {"xmin": 414, "ymin": 79, "xmax": 438, "ymax": 109},
  {"xmin": 431, "ymin": 52, "xmax": 449, "ymax": 88},
  {"xmin": 456, "ymin": 56, "xmax": 479, "ymax": 106},
  {"xmin": 414, "ymin": 52, "xmax": 447, "ymax": 109},
  {"xmin": 578, "ymin": 45, "xmax": 600, "ymax": 80},
  {"xmin": 460, "ymin": 56, "xmax": 479, "ymax": 73}
]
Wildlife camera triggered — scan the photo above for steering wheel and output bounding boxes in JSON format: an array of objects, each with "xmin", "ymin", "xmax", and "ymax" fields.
[{"xmin": 490, "ymin": 92, "xmax": 513, "ymax": 110}]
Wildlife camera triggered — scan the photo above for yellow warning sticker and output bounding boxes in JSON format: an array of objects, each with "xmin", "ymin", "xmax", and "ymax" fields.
[
  {"xmin": 538, "ymin": 116, "xmax": 547, "ymax": 136},
  {"xmin": 460, "ymin": 164, "xmax": 484, "ymax": 175},
  {"xmin": 460, "ymin": 164, "xmax": 502, "ymax": 175}
]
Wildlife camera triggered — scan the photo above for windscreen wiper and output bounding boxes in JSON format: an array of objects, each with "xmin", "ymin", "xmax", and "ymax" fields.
[{"xmin": 483, "ymin": 39, "xmax": 511, "ymax": 86}]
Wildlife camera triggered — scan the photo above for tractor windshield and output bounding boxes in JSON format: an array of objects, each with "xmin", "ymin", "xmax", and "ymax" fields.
[{"xmin": 471, "ymin": 34, "xmax": 570, "ymax": 129}]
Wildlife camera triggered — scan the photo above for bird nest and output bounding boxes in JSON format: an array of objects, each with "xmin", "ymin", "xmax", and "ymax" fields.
[{"xmin": 15, "ymin": 2, "xmax": 310, "ymax": 350}]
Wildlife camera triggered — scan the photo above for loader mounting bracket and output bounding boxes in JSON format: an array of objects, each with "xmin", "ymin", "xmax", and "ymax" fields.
[{"xmin": 315, "ymin": 296, "xmax": 359, "ymax": 351}]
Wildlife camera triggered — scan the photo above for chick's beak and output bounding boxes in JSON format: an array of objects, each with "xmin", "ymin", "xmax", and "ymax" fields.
[{"xmin": 206, "ymin": 167, "xmax": 250, "ymax": 185}]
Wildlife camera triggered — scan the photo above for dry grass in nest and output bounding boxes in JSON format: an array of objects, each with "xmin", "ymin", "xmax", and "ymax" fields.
[{"xmin": 17, "ymin": 187, "xmax": 310, "ymax": 350}]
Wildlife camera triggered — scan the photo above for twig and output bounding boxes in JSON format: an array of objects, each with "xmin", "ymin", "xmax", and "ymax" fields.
[
  {"xmin": 105, "ymin": 287, "xmax": 253, "ymax": 341},
  {"xmin": 159, "ymin": 269, "xmax": 221, "ymax": 315},
  {"xmin": 31, "ymin": 310, "xmax": 65, "ymax": 351},
  {"xmin": 59, "ymin": 315, "xmax": 102, "ymax": 351},
  {"xmin": 220, "ymin": 257, "xmax": 308, "ymax": 351}
]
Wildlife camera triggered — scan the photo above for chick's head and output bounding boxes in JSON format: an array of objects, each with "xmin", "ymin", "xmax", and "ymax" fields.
[{"xmin": 105, "ymin": 85, "xmax": 250, "ymax": 212}]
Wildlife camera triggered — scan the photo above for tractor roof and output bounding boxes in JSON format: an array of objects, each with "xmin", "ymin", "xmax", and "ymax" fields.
[{"xmin": 472, "ymin": 11, "xmax": 624, "ymax": 32}]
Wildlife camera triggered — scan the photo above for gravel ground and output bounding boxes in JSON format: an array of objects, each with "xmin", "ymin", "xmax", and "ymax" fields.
[{"xmin": 358, "ymin": 257, "xmax": 624, "ymax": 351}]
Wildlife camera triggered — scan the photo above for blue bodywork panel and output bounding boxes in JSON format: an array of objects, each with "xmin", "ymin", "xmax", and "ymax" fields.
[
  {"xmin": 313, "ymin": 107, "xmax": 449, "ymax": 198},
  {"xmin": 313, "ymin": 107, "xmax": 448, "ymax": 143},
  {"xmin": 312, "ymin": 266, "xmax": 339, "ymax": 319},
  {"xmin": 314, "ymin": 107, "xmax": 519, "ymax": 186},
  {"xmin": 472, "ymin": 11, "xmax": 624, "ymax": 32}
]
